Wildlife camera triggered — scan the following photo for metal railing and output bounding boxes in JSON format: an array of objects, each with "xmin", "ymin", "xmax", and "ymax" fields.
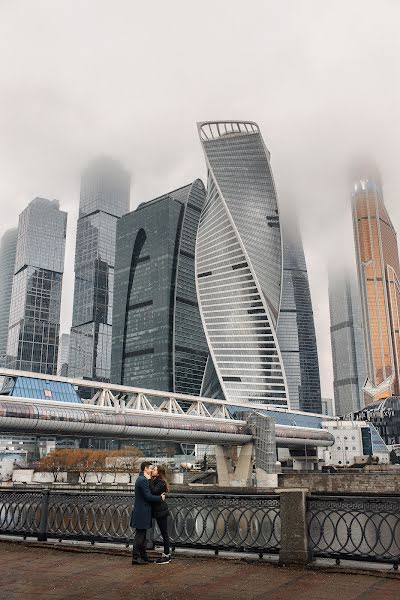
[
  {"xmin": 2, "ymin": 489, "xmax": 399, "ymax": 565},
  {"xmin": 308, "ymin": 495, "xmax": 400, "ymax": 565},
  {"xmin": 0, "ymin": 489, "xmax": 281, "ymax": 554}
]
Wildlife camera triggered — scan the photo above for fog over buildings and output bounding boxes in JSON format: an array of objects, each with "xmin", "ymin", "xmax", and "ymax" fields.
[{"xmin": 1, "ymin": 0, "xmax": 400, "ymax": 397}]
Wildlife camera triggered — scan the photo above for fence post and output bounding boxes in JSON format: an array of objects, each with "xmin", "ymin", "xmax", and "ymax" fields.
[
  {"xmin": 37, "ymin": 490, "xmax": 50, "ymax": 542},
  {"xmin": 277, "ymin": 488, "xmax": 312, "ymax": 565}
]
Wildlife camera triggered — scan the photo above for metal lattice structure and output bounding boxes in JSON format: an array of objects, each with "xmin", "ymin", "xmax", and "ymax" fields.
[
  {"xmin": 308, "ymin": 495, "xmax": 400, "ymax": 564},
  {"xmin": 0, "ymin": 367, "xmax": 336, "ymax": 447},
  {"xmin": 248, "ymin": 412, "xmax": 278, "ymax": 473}
]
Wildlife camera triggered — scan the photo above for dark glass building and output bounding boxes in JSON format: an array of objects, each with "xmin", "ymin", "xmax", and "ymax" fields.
[
  {"xmin": 0, "ymin": 228, "xmax": 18, "ymax": 366},
  {"xmin": 355, "ymin": 397, "xmax": 400, "ymax": 445},
  {"xmin": 6, "ymin": 198, "xmax": 67, "ymax": 374},
  {"xmin": 69, "ymin": 157, "xmax": 130, "ymax": 382},
  {"xmin": 277, "ymin": 214, "xmax": 322, "ymax": 412},
  {"xmin": 328, "ymin": 266, "xmax": 366, "ymax": 415},
  {"xmin": 111, "ymin": 180, "xmax": 208, "ymax": 394}
]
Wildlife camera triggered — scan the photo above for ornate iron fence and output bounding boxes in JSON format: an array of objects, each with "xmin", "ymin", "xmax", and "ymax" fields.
[
  {"xmin": 0, "ymin": 489, "xmax": 281, "ymax": 554},
  {"xmin": 308, "ymin": 495, "xmax": 400, "ymax": 565}
]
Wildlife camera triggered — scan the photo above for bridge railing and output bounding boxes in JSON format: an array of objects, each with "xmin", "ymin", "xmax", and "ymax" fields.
[
  {"xmin": 1, "ymin": 489, "xmax": 399, "ymax": 566},
  {"xmin": 308, "ymin": 495, "xmax": 400, "ymax": 565},
  {"xmin": 0, "ymin": 489, "xmax": 281, "ymax": 555}
]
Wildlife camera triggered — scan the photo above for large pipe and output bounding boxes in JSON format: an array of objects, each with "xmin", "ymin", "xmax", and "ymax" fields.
[
  {"xmin": 275, "ymin": 425, "xmax": 334, "ymax": 447},
  {"xmin": 0, "ymin": 399, "xmax": 252, "ymax": 445},
  {"xmin": 0, "ymin": 397, "xmax": 334, "ymax": 447}
]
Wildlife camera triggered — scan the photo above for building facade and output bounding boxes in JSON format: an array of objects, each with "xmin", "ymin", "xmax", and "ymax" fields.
[
  {"xmin": 0, "ymin": 228, "xmax": 18, "ymax": 366},
  {"xmin": 6, "ymin": 198, "xmax": 66, "ymax": 374},
  {"xmin": 352, "ymin": 179, "xmax": 400, "ymax": 402},
  {"xmin": 57, "ymin": 333, "xmax": 70, "ymax": 377},
  {"xmin": 196, "ymin": 121, "xmax": 288, "ymax": 407},
  {"xmin": 277, "ymin": 214, "xmax": 322, "ymax": 412},
  {"xmin": 355, "ymin": 396, "xmax": 400, "ymax": 445},
  {"xmin": 329, "ymin": 267, "xmax": 367, "ymax": 415},
  {"xmin": 69, "ymin": 157, "xmax": 130, "ymax": 382},
  {"xmin": 111, "ymin": 180, "xmax": 208, "ymax": 394}
]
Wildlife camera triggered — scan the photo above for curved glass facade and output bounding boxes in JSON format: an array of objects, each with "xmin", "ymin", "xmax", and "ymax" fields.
[
  {"xmin": 196, "ymin": 121, "xmax": 288, "ymax": 407},
  {"xmin": 0, "ymin": 228, "xmax": 17, "ymax": 364},
  {"xmin": 111, "ymin": 180, "xmax": 208, "ymax": 395},
  {"xmin": 277, "ymin": 215, "xmax": 322, "ymax": 412}
]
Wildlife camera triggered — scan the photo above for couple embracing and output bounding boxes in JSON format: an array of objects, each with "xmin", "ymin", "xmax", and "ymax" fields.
[{"xmin": 131, "ymin": 461, "xmax": 171, "ymax": 565}]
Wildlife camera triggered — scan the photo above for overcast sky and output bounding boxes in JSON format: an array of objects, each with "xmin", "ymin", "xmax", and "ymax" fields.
[{"xmin": 1, "ymin": 0, "xmax": 400, "ymax": 398}]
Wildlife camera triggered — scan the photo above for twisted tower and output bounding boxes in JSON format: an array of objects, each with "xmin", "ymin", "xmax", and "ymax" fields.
[{"xmin": 196, "ymin": 121, "xmax": 289, "ymax": 407}]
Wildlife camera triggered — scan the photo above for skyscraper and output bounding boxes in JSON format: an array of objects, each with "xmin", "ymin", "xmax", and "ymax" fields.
[
  {"xmin": 277, "ymin": 213, "xmax": 322, "ymax": 412},
  {"xmin": 6, "ymin": 198, "xmax": 67, "ymax": 374},
  {"xmin": 196, "ymin": 121, "xmax": 288, "ymax": 407},
  {"xmin": 0, "ymin": 228, "xmax": 18, "ymax": 366},
  {"xmin": 111, "ymin": 180, "xmax": 208, "ymax": 394},
  {"xmin": 69, "ymin": 157, "xmax": 130, "ymax": 382},
  {"xmin": 57, "ymin": 333, "xmax": 70, "ymax": 377},
  {"xmin": 352, "ymin": 178, "xmax": 400, "ymax": 402},
  {"xmin": 329, "ymin": 266, "xmax": 367, "ymax": 415}
]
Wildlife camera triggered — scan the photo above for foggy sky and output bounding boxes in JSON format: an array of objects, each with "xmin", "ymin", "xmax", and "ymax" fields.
[{"xmin": 1, "ymin": 0, "xmax": 400, "ymax": 398}]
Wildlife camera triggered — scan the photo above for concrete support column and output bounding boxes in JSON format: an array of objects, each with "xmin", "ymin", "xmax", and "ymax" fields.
[
  {"xmin": 215, "ymin": 445, "xmax": 234, "ymax": 486},
  {"xmin": 255, "ymin": 468, "xmax": 278, "ymax": 488},
  {"xmin": 215, "ymin": 444, "xmax": 254, "ymax": 487},
  {"xmin": 232, "ymin": 443, "xmax": 253, "ymax": 487},
  {"xmin": 277, "ymin": 488, "xmax": 311, "ymax": 565}
]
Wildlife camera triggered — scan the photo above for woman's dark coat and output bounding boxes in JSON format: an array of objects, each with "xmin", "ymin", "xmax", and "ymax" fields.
[
  {"xmin": 130, "ymin": 472, "xmax": 162, "ymax": 529},
  {"xmin": 149, "ymin": 478, "xmax": 170, "ymax": 519}
]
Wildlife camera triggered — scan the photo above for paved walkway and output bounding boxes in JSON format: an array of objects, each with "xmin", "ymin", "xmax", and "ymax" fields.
[{"xmin": 0, "ymin": 541, "xmax": 399, "ymax": 600}]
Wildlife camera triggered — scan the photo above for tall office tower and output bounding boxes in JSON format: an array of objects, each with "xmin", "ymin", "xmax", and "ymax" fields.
[
  {"xmin": 328, "ymin": 266, "xmax": 367, "ymax": 415},
  {"xmin": 277, "ymin": 214, "xmax": 322, "ymax": 412},
  {"xmin": 111, "ymin": 180, "xmax": 208, "ymax": 394},
  {"xmin": 57, "ymin": 333, "xmax": 70, "ymax": 377},
  {"xmin": 69, "ymin": 157, "xmax": 130, "ymax": 382},
  {"xmin": 0, "ymin": 228, "xmax": 18, "ymax": 367},
  {"xmin": 6, "ymin": 198, "xmax": 67, "ymax": 374},
  {"xmin": 196, "ymin": 121, "xmax": 288, "ymax": 407},
  {"xmin": 352, "ymin": 178, "xmax": 400, "ymax": 402}
]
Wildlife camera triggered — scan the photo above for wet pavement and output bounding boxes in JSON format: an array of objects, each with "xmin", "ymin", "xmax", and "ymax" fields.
[{"xmin": 0, "ymin": 540, "xmax": 399, "ymax": 600}]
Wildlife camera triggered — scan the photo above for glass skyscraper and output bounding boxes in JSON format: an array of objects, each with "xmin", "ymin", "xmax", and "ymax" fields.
[
  {"xmin": 0, "ymin": 228, "xmax": 18, "ymax": 366},
  {"xmin": 329, "ymin": 266, "xmax": 367, "ymax": 415},
  {"xmin": 6, "ymin": 198, "xmax": 67, "ymax": 374},
  {"xmin": 57, "ymin": 333, "xmax": 70, "ymax": 377},
  {"xmin": 277, "ymin": 214, "xmax": 322, "ymax": 412},
  {"xmin": 111, "ymin": 180, "xmax": 208, "ymax": 394},
  {"xmin": 196, "ymin": 121, "xmax": 288, "ymax": 407},
  {"xmin": 352, "ymin": 178, "xmax": 400, "ymax": 402},
  {"xmin": 69, "ymin": 157, "xmax": 130, "ymax": 382}
]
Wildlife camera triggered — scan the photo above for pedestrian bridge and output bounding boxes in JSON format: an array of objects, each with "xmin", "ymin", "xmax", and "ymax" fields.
[{"xmin": 0, "ymin": 368, "xmax": 334, "ymax": 448}]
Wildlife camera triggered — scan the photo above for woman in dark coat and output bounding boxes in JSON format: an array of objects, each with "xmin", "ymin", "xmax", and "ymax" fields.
[{"xmin": 149, "ymin": 465, "xmax": 171, "ymax": 564}]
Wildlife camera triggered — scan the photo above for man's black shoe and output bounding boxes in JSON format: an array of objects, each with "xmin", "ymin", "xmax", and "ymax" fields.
[
  {"xmin": 131, "ymin": 558, "xmax": 148, "ymax": 565},
  {"xmin": 141, "ymin": 557, "xmax": 154, "ymax": 563}
]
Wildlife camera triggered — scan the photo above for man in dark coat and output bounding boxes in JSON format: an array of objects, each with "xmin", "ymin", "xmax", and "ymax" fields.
[{"xmin": 131, "ymin": 461, "xmax": 164, "ymax": 565}]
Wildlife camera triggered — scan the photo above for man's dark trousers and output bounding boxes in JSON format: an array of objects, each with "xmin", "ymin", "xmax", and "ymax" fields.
[{"xmin": 132, "ymin": 528, "xmax": 148, "ymax": 561}]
